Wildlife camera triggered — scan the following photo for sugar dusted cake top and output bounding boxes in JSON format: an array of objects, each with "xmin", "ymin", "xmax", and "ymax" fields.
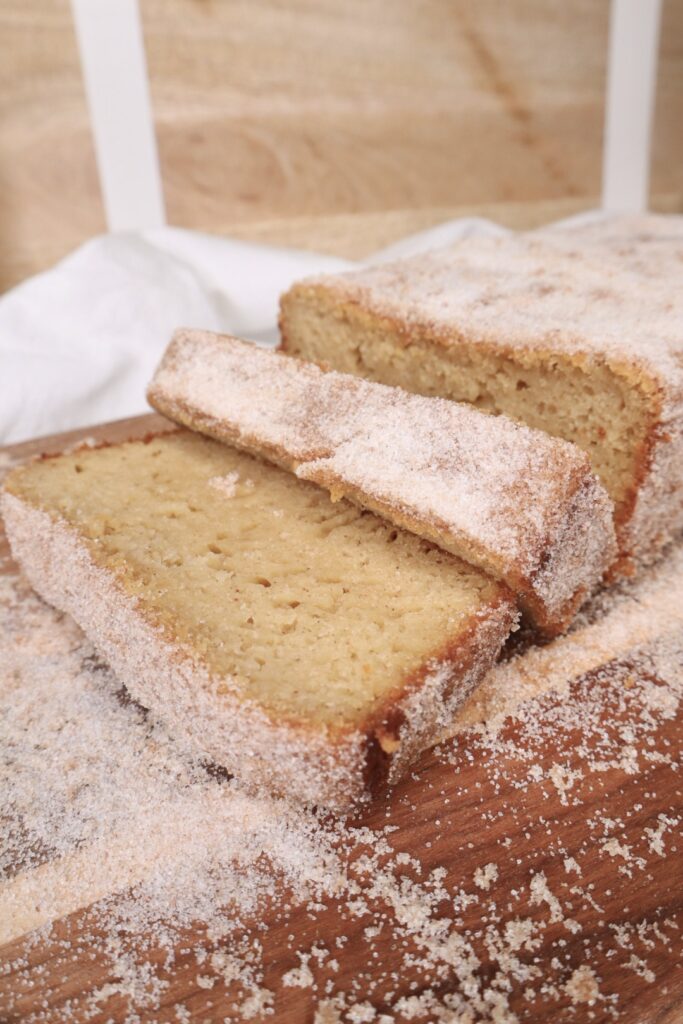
[{"xmin": 301, "ymin": 215, "xmax": 683, "ymax": 405}]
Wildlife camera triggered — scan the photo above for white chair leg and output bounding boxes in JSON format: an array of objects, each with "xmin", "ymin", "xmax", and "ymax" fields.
[
  {"xmin": 602, "ymin": 0, "xmax": 662, "ymax": 214},
  {"xmin": 71, "ymin": 0, "xmax": 166, "ymax": 231}
]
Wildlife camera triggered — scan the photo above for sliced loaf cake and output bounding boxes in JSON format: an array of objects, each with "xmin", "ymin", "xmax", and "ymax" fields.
[
  {"xmin": 1, "ymin": 432, "xmax": 515, "ymax": 810},
  {"xmin": 148, "ymin": 330, "xmax": 615, "ymax": 635},
  {"xmin": 279, "ymin": 215, "xmax": 683, "ymax": 573}
]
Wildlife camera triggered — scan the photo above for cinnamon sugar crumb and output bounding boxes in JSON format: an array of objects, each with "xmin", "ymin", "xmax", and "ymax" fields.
[
  {"xmin": 473, "ymin": 862, "xmax": 498, "ymax": 891},
  {"xmin": 208, "ymin": 470, "xmax": 240, "ymax": 497},
  {"xmin": 565, "ymin": 964, "xmax": 600, "ymax": 1005}
]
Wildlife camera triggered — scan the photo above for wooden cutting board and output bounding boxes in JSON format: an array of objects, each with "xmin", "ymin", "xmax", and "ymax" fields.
[{"xmin": 1, "ymin": 414, "xmax": 682, "ymax": 1024}]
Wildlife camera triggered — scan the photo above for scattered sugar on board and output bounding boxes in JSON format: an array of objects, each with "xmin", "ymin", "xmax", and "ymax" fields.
[
  {"xmin": 1, "ymin": 536, "xmax": 682, "ymax": 1022},
  {"xmin": 565, "ymin": 965, "xmax": 600, "ymax": 1005}
]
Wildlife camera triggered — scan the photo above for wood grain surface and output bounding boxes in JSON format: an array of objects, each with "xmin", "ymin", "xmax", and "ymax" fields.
[
  {"xmin": 1, "ymin": 0, "xmax": 682, "ymax": 292},
  {"xmin": 0, "ymin": 414, "xmax": 681, "ymax": 1023}
]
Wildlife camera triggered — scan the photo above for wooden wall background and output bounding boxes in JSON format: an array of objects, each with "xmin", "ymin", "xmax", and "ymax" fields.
[{"xmin": 1, "ymin": 0, "xmax": 682, "ymax": 293}]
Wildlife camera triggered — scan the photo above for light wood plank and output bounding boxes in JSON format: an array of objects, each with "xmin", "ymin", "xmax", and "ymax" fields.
[{"xmin": 1, "ymin": 0, "xmax": 681, "ymax": 292}]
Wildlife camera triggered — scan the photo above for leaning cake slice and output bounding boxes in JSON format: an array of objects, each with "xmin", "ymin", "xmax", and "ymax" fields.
[
  {"xmin": 1, "ymin": 432, "xmax": 515, "ymax": 811},
  {"xmin": 148, "ymin": 330, "xmax": 615, "ymax": 635},
  {"xmin": 279, "ymin": 215, "xmax": 683, "ymax": 572}
]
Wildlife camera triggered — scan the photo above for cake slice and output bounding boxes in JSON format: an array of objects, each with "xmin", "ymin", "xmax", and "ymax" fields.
[
  {"xmin": 1, "ymin": 432, "xmax": 515, "ymax": 811},
  {"xmin": 148, "ymin": 330, "xmax": 615, "ymax": 635},
  {"xmin": 279, "ymin": 214, "xmax": 683, "ymax": 573}
]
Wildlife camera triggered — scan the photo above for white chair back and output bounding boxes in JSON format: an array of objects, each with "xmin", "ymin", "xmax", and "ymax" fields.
[
  {"xmin": 71, "ymin": 0, "xmax": 166, "ymax": 231},
  {"xmin": 71, "ymin": 0, "xmax": 661, "ymax": 233}
]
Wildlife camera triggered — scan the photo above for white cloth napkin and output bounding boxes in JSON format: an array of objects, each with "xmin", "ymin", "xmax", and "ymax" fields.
[{"xmin": 0, "ymin": 213, "xmax": 603, "ymax": 445}]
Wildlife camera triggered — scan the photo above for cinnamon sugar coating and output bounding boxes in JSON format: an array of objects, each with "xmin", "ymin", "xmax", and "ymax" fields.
[{"xmin": 1, "ymin": 436, "xmax": 514, "ymax": 811}]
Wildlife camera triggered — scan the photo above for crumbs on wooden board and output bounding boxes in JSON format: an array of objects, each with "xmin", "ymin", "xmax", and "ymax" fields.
[{"xmin": 0, "ymin": 540, "xmax": 682, "ymax": 1022}]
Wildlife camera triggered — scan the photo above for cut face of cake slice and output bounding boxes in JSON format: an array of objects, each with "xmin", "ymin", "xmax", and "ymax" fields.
[
  {"xmin": 148, "ymin": 330, "xmax": 615, "ymax": 635},
  {"xmin": 1, "ymin": 432, "xmax": 516, "ymax": 811},
  {"xmin": 279, "ymin": 214, "xmax": 683, "ymax": 573}
]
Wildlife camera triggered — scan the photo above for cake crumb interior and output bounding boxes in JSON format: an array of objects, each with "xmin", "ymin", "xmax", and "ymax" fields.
[
  {"xmin": 7, "ymin": 431, "xmax": 497, "ymax": 727},
  {"xmin": 282, "ymin": 295, "xmax": 653, "ymax": 525}
]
